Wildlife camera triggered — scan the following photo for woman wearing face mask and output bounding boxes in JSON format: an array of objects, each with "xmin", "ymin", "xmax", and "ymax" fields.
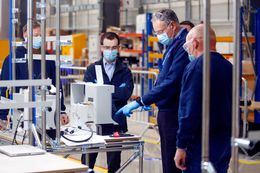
[{"xmin": 82, "ymin": 32, "xmax": 134, "ymax": 173}]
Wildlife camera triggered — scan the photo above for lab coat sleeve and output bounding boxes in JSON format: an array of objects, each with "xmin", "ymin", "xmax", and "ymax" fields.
[
  {"xmin": 112, "ymin": 68, "xmax": 134, "ymax": 102},
  {"xmin": 142, "ymin": 50, "xmax": 188, "ymax": 105},
  {"xmin": 176, "ymin": 65, "xmax": 202, "ymax": 149}
]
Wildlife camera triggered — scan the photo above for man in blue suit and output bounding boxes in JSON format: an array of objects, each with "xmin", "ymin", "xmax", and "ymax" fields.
[
  {"xmin": 117, "ymin": 9, "xmax": 190, "ymax": 173},
  {"xmin": 82, "ymin": 32, "xmax": 134, "ymax": 173},
  {"xmin": 174, "ymin": 24, "xmax": 232, "ymax": 173},
  {"xmin": 0, "ymin": 21, "xmax": 69, "ymax": 132}
]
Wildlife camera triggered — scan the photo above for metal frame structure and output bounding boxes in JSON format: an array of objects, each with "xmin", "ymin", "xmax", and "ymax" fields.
[
  {"xmin": 231, "ymin": 1, "xmax": 241, "ymax": 173},
  {"xmin": 201, "ymin": 0, "xmax": 244, "ymax": 173},
  {"xmin": 50, "ymin": 140, "xmax": 144, "ymax": 173},
  {"xmin": 37, "ymin": 0, "xmax": 47, "ymax": 149},
  {"xmin": 27, "ymin": 0, "xmax": 34, "ymax": 145},
  {"xmin": 11, "ymin": 0, "xmax": 17, "ymax": 87},
  {"xmin": 201, "ymin": 0, "xmax": 215, "ymax": 172},
  {"xmin": 145, "ymin": 13, "xmax": 153, "ymax": 92},
  {"xmin": 241, "ymin": 77, "xmax": 249, "ymax": 138},
  {"xmin": 55, "ymin": 0, "xmax": 61, "ymax": 147}
]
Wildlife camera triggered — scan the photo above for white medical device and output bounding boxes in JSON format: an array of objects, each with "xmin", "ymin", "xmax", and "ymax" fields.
[{"xmin": 70, "ymin": 82, "xmax": 117, "ymax": 132}]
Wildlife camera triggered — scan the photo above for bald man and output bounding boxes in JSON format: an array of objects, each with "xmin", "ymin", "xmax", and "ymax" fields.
[{"xmin": 174, "ymin": 24, "xmax": 232, "ymax": 173}]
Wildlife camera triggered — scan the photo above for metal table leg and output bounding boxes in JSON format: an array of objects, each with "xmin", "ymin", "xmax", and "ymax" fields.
[{"xmin": 139, "ymin": 142, "xmax": 144, "ymax": 173}]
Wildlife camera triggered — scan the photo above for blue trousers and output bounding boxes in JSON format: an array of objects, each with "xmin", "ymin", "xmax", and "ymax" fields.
[
  {"xmin": 81, "ymin": 151, "xmax": 121, "ymax": 173},
  {"xmin": 157, "ymin": 110, "xmax": 181, "ymax": 173},
  {"xmin": 183, "ymin": 136, "xmax": 231, "ymax": 173}
]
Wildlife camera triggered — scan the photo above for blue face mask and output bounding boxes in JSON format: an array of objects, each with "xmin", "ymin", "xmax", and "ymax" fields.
[
  {"xmin": 103, "ymin": 50, "xmax": 118, "ymax": 62},
  {"xmin": 188, "ymin": 54, "xmax": 196, "ymax": 61},
  {"xmin": 157, "ymin": 32, "xmax": 172, "ymax": 46},
  {"xmin": 25, "ymin": 37, "xmax": 41, "ymax": 49},
  {"xmin": 33, "ymin": 37, "xmax": 41, "ymax": 49}
]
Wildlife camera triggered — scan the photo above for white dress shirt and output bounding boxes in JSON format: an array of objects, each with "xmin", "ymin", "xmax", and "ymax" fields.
[{"xmin": 103, "ymin": 58, "xmax": 116, "ymax": 81}]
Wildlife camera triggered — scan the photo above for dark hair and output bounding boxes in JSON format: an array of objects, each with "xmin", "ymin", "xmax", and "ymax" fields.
[
  {"xmin": 22, "ymin": 21, "xmax": 41, "ymax": 33},
  {"xmin": 180, "ymin": 20, "xmax": 195, "ymax": 28},
  {"xmin": 100, "ymin": 32, "xmax": 120, "ymax": 45},
  {"xmin": 152, "ymin": 9, "xmax": 179, "ymax": 24}
]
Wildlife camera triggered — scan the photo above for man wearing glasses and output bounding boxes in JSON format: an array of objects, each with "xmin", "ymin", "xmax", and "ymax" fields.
[
  {"xmin": 82, "ymin": 32, "xmax": 134, "ymax": 173},
  {"xmin": 116, "ymin": 9, "xmax": 190, "ymax": 173}
]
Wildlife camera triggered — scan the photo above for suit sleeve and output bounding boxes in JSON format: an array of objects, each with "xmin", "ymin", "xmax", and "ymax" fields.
[
  {"xmin": 83, "ymin": 65, "xmax": 95, "ymax": 82},
  {"xmin": 142, "ymin": 49, "xmax": 188, "ymax": 105},
  {"xmin": 112, "ymin": 68, "xmax": 134, "ymax": 102},
  {"xmin": 176, "ymin": 65, "xmax": 202, "ymax": 149}
]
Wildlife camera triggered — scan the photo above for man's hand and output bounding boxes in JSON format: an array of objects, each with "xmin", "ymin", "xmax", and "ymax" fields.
[
  {"xmin": 60, "ymin": 113, "xmax": 70, "ymax": 125},
  {"xmin": 0, "ymin": 120, "xmax": 8, "ymax": 130},
  {"xmin": 115, "ymin": 101, "xmax": 140, "ymax": 117},
  {"xmin": 174, "ymin": 148, "xmax": 187, "ymax": 171}
]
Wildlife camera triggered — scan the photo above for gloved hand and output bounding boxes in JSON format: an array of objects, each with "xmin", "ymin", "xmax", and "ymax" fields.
[
  {"xmin": 116, "ymin": 101, "xmax": 140, "ymax": 117},
  {"xmin": 140, "ymin": 105, "xmax": 152, "ymax": 112},
  {"xmin": 119, "ymin": 83, "xmax": 126, "ymax": 88}
]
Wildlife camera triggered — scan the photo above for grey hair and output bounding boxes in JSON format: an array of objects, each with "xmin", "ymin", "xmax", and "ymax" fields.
[{"xmin": 152, "ymin": 9, "xmax": 179, "ymax": 25}]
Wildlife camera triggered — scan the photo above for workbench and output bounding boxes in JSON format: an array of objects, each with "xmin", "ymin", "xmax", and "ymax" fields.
[
  {"xmin": 52, "ymin": 135, "xmax": 144, "ymax": 173},
  {"xmin": 0, "ymin": 151, "xmax": 88, "ymax": 173},
  {"xmin": 0, "ymin": 130, "xmax": 144, "ymax": 173}
]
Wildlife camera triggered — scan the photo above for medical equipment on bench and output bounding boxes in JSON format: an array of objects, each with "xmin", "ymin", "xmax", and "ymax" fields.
[{"xmin": 70, "ymin": 82, "xmax": 117, "ymax": 133}]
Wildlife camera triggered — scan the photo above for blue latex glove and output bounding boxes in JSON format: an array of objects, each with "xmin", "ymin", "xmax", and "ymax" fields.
[
  {"xmin": 119, "ymin": 83, "xmax": 126, "ymax": 88},
  {"xmin": 116, "ymin": 101, "xmax": 140, "ymax": 117},
  {"xmin": 140, "ymin": 105, "xmax": 152, "ymax": 112}
]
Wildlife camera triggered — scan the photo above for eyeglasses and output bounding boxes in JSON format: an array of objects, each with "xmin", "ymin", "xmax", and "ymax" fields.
[
  {"xmin": 102, "ymin": 45, "xmax": 119, "ymax": 50},
  {"xmin": 153, "ymin": 24, "xmax": 170, "ymax": 35},
  {"xmin": 182, "ymin": 39, "xmax": 194, "ymax": 53}
]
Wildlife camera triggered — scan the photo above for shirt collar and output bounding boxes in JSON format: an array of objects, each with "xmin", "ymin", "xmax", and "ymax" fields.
[
  {"xmin": 103, "ymin": 58, "xmax": 116, "ymax": 66},
  {"xmin": 167, "ymin": 28, "xmax": 186, "ymax": 47},
  {"xmin": 174, "ymin": 27, "xmax": 185, "ymax": 39}
]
